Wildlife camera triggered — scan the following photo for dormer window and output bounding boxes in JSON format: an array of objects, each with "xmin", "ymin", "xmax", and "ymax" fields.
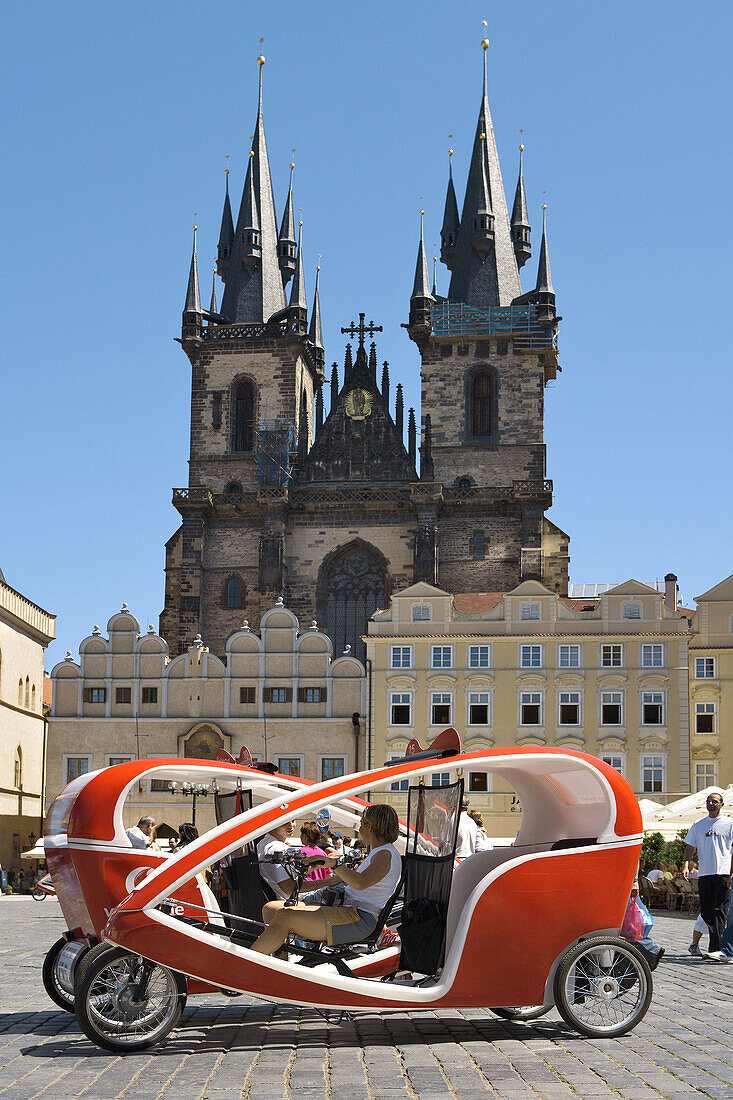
[
  {"xmin": 622, "ymin": 601, "xmax": 642, "ymax": 620},
  {"xmin": 412, "ymin": 604, "xmax": 431, "ymax": 622},
  {"xmin": 521, "ymin": 602, "xmax": 540, "ymax": 620}
]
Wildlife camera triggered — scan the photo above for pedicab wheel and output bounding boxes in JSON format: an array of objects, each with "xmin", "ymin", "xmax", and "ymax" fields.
[
  {"xmin": 491, "ymin": 1005, "xmax": 551, "ymax": 1021},
  {"xmin": 32, "ymin": 886, "xmax": 48, "ymax": 901},
  {"xmin": 553, "ymin": 936, "xmax": 652, "ymax": 1038},
  {"xmin": 74, "ymin": 945, "xmax": 187, "ymax": 1052},
  {"xmin": 42, "ymin": 937, "xmax": 89, "ymax": 1012}
]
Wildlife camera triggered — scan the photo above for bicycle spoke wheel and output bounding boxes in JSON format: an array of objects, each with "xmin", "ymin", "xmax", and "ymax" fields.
[{"xmin": 554, "ymin": 936, "xmax": 652, "ymax": 1038}]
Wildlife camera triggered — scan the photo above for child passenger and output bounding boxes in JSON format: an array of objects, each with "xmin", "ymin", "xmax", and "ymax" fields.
[{"xmin": 251, "ymin": 804, "xmax": 401, "ymax": 956}]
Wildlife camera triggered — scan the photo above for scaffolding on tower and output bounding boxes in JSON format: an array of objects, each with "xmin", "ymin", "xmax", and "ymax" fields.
[{"xmin": 256, "ymin": 417, "xmax": 298, "ymax": 488}]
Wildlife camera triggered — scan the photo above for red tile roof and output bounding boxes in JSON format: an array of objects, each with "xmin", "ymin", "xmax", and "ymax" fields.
[{"xmin": 453, "ymin": 593, "xmax": 504, "ymax": 614}]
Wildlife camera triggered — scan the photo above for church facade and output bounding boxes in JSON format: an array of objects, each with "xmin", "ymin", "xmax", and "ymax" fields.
[{"xmin": 160, "ymin": 42, "xmax": 569, "ymax": 663}]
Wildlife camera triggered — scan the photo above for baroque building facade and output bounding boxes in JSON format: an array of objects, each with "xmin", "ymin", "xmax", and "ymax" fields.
[
  {"xmin": 160, "ymin": 42, "xmax": 569, "ymax": 665},
  {"xmin": 0, "ymin": 569, "xmax": 56, "ymax": 870}
]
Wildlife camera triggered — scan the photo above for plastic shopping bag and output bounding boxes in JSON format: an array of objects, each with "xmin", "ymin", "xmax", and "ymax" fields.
[
  {"xmin": 620, "ymin": 897, "xmax": 646, "ymax": 942},
  {"xmin": 635, "ymin": 897, "xmax": 654, "ymax": 933}
]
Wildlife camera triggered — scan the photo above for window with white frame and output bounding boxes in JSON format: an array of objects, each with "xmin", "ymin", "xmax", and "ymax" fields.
[
  {"xmin": 276, "ymin": 756, "xmax": 303, "ymax": 777},
  {"xmin": 320, "ymin": 756, "xmax": 346, "ymax": 782},
  {"xmin": 695, "ymin": 762, "xmax": 717, "ymax": 791},
  {"xmin": 106, "ymin": 755, "xmax": 134, "ymax": 768},
  {"xmin": 641, "ymin": 754, "xmax": 665, "ymax": 793},
  {"xmin": 468, "ymin": 691, "xmax": 491, "ymax": 725},
  {"xmin": 641, "ymin": 644, "xmax": 664, "ymax": 668},
  {"xmin": 558, "ymin": 644, "xmax": 581, "ymax": 668},
  {"xmin": 390, "ymin": 692, "xmax": 412, "ymax": 725},
  {"xmin": 430, "ymin": 772, "xmax": 451, "ymax": 787},
  {"xmin": 601, "ymin": 644, "xmax": 623, "ymax": 668},
  {"xmin": 388, "ymin": 755, "xmax": 410, "ymax": 792},
  {"xmin": 520, "ymin": 692, "xmax": 542, "ymax": 725},
  {"xmin": 601, "ymin": 691, "xmax": 623, "ymax": 725},
  {"xmin": 558, "ymin": 692, "xmax": 581, "ymax": 725},
  {"xmin": 412, "ymin": 604, "xmax": 431, "ymax": 621},
  {"xmin": 468, "ymin": 771, "xmax": 489, "ymax": 793},
  {"xmin": 642, "ymin": 691, "xmax": 664, "ymax": 725},
  {"xmin": 521, "ymin": 602, "xmax": 540, "ymax": 620},
  {"xmin": 695, "ymin": 702, "xmax": 715, "ymax": 734},
  {"xmin": 430, "ymin": 645, "xmax": 453, "ymax": 669},
  {"xmin": 623, "ymin": 601, "xmax": 642, "ymax": 619},
  {"xmin": 602, "ymin": 754, "xmax": 625, "ymax": 776},
  {"xmin": 467, "ymin": 644, "xmax": 491, "ymax": 669},
  {"xmin": 390, "ymin": 645, "xmax": 412, "ymax": 669},
  {"xmin": 430, "ymin": 692, "xmax": 452, "ymax": 725},
  {"xmin": 520, "ymin": 644, "xmax": 542, "ymax": 669},
  {"xmin": 65, "ymin": 755, "xmax": 91, "ymax": 784},
  {"xmin": 695, "ymin": 657, "xmax": 715, "ymax": 679}
]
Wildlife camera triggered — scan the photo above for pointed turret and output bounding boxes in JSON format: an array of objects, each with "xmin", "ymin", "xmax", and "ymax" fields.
[
  {"xmin": 216, "ymin": 165, "xmax": 234, "ymax": 279},
  {"xmin": 447, "ymin": 38, "xmax": 521, "ymax": 307},
  {"xmin": 209, "ymin": 265, "xmax": 218, "ymax": 317},
  {"xmin": 408, "ymin": 408, "xmax": 417, "ymax": 466},
  {"xmin": 421, "ymin": 414, "xmax": 434, "ymax": 480},
  {"xmin": 220, "ymin": 54, "xmax": 286, "ymax": 324},
  {"xmin": 368, "ymin": 342, "xmax": 377, "ymax": 379},
  {"xmin": 381, "ymin": 361, "xmax": 390, "ymax": 409},
  {"xmin": 330, "ymin": 361, "xmax": 339, "ymax": 409},
  {"xmin": 308, "ymin": 261, "xmax": 324, "ymax": 372},
  {"xmin": 535, "ymin": 204, "xmax": 556, "ymax": 326},
  {"xmin": 278, "ymin": 158, "xmax": 297, "ymax": 284},
  {"xmin": 440, "ymin": 150, "xmax": 460, "ymax": 269},
  {"xmin": 409, "ymin": 209, "xmax": 433, "ymax": 329},
  {"xmin": 511, "ymin": 145, "xmax": 531, "ymax": 269},
  {"xmin": 395, "ymin": 383, "xmax": 404, "ymax": 438},
  {"xmin": 344, "ymin": 342, "xmax": 353, "ymax": 382},
  {"xmin": 432, "ymin": 253, "xmax": 438, "ymax": 298},
  {"xmin": 182, "ymin": 222, "xmax": 202, "ymax": 341},
  {"xmin": 289, "ymin": 219, "xmax": 307, "ymax": 311},
  {"xmin": 315, "ymin": 385, "xmax": 324, "ymax": 435}
]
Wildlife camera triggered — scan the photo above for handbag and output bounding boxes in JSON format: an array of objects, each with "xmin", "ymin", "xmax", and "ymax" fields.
[{"xmin": 621, "ymin": 897, "xmax": 646, "ymax": 941}]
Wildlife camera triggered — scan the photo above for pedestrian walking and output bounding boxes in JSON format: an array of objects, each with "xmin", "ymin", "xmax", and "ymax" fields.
[{"xmin": 682, "ymin": 793, "xmax": 733, "ymax": 954}]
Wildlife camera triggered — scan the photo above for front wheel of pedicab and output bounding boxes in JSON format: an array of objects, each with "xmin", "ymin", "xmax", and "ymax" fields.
[
  {"xmin": 491, "ymin": 1005, "xmax": 552, "ymax": 1021},
  {"xmin": 42, "ymin": 937, "xmax": 89, "ymax": 1012},
  {"xmin": 74, "ymin": 945, "xmax": 187, "ymax": 1052},
  {"xmin": 553, "ymin": 936, "xmax": 652, "ymax": 1038}
]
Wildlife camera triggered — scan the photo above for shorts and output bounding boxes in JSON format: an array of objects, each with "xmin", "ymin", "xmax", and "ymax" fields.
[{"xmin": 302, "ymin": 883, "xmax": 378, "ymax": 946}]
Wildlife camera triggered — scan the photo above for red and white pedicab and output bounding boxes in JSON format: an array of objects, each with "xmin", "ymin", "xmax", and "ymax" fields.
[{"xmin": 43, "ymin": 737, "xmax": 650, "ymax": 1051}]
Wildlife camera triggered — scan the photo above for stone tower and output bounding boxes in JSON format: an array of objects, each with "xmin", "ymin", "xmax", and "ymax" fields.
[
  {"xmin": 406, "ymin": 38, "xmax": 569, "ymax": 595},
  {"xmin": 161, "ymin": 42, "xmax": 569, "ymax": 662}
]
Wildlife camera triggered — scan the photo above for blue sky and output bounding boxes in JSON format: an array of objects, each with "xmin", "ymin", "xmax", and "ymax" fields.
[{"xmin": 1, "ymin": 1, "xmax": 731, "ymax": 669}]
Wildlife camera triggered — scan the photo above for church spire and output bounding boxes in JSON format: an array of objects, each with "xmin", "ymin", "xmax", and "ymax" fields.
[
  {"xmin": 409, "ymin": 208, "xmax": 433, "ymax": 328},
  {"xmin": 440, "ymin": 147, "xmax": 460, "ymax": 270},
  {"xmin": 216, "ymin": 159, "xmax": 234, "ymax": 280},
  {"xmin": 182, "ymin": 220, "xmax": 202, "ymax": 341},
  {"xmin": 447, "ymin": 36, "xmax": 521, "ymax": 308},
  {"xmin": 278, "ymin": 156, "xmax": 297, "ymax": 285},
  {"xmin": 309, "ymin": 260, "xmax": 324, "ymax": 371},
  {"xmin": 289, "ymin": 218, "xmax": 307, "ymax": 311},
  {"xmin": 535, "ymin": 204, "xmax": 556, "ymax": 325},
  {"xmin": 511, "ymin": 144, "xmax": 531, "ymax": 269},
  {"xmin": 220, "ymin": 51, "xmax": 286, "ymax": 324},
  {"xmin": 209, "ymin": 263, "xmax": 218, "ymax": 315}
]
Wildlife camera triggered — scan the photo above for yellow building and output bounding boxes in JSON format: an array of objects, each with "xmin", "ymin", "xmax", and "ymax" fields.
[
  {"xmin": 365, "ymin": 579, "xmax": 692, "ymax": 841},
  {"xmin": 0, "ymin": 571, "xmax": 56, "ymax": 870},
  {"xmin": 689, "ymin": 574, "xmax": 733, "ymax": 794},
  {"xmin": 48, "ymin": 599, "xmax": 364, "ymax": 835}
]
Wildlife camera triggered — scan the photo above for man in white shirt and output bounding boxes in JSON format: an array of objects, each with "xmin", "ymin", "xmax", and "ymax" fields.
[
  {"xmin": 683, "ymin": 793, "xmax": 733, "ymax": 954},
  {"xmin": 126, "ymin": 816, "xmax": 155, "ymax": 849},
  {"xmin": 455, "ymin": 800, "xmax": 479, "ymax": 861},
  {"xmin": 256, "ymin": 821, "xmax": 296, "ymax": 901},
  {"xmin": 645, "ymin": 865, "xmax": 664, "ymax": 884}
]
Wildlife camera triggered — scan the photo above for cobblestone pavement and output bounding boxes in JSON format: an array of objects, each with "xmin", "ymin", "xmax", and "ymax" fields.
[{"xmin": 2, "ymin": 897, "xmax": 733, "ymax": 1099}]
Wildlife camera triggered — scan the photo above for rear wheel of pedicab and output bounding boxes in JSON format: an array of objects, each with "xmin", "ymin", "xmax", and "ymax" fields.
[
  {"xmin": 32, "ymin": 885, "xmax": 48, "ymax": 901},
  {"xmin": 42, "ymin": 937, "xmax": 89, "ymax": 1012},
  {"xmin": 74, "ymin": 945, "xmax": 187, "ymax": 1052},
  {"xmin": 491, "ymin": 1005, "xmax": 551, "ymax": 1021},
  {"xmin": 553, "ymin": 936, "xmax": 652, "ymax": 1038}
]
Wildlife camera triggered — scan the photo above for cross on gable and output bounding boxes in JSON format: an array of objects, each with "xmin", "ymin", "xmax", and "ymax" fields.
[{"xmin": 340, "ymin": 312, "xmax": 383, "ymax": 348}]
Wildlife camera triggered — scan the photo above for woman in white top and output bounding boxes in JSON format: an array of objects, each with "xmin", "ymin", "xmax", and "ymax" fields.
[{"xmin": 251, "ymin": 804, "xmax": 401, "ymax": 955}]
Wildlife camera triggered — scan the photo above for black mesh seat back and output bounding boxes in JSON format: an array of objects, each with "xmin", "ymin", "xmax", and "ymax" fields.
[
  {"xmin": 213, "ymin": 790, "xmax": 266, "ymax": 923},
  {"xmin": 399, "ymin": 779, "xmax": 463, "ymax": 975},
  {"xmin": 214, "ymin": 788, "xmax": 252, "ymax": 826}
]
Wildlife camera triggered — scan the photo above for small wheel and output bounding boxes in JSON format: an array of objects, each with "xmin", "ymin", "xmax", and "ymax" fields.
[
  {"xmin": 491, "ymin": 1005, "xmax": 551, "ymax": 1021},
  {"xmin": 33, "ymin": 886, "xmax": 47, "ymax": 901},
  {"xmin": 553, "ymin": 936, "xmax": 652, "ymax": 1038},
  {"xmin": 74, "ymin": 945, "xmax": 187, "ymax": 1052},
  {"xmin": 42, "ymin": 938, "xmax": 88, "ymax": 1012}
]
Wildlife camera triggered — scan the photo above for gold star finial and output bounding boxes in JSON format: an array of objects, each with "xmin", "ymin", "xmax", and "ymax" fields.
[
  {"xmin": 257, "ymin": 37, "xmax": 265, "ymax": 66},
  {"xmin": 193, "ymin": 211, "xmax": 198, "ymax": 231},
  {"xmin": 481, "ymin": 20, "xmax": 489, "ymax": 49},
  {"xmin": 290, "ymin": 147, "xmax": 296, "ymax": 171},
  {"xmin": 225, "ymin": 153, "xmax": 230, "ymax": 176},
  {"xmin": 317, "ymin": 252, "xmax": 321, "ymax": 272}
]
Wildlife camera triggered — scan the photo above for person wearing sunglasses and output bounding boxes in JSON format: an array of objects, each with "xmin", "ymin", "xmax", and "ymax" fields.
[{"xmin": 682, "ymin": 793, "xmax": 733, "ymax": 956}]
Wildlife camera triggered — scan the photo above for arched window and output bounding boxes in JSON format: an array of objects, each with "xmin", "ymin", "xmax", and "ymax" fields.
[
  {"xmin": 18, "ymin": 679, "xmax": 23, "ymax": 705},
  {"xmin": 226, "ymin": 576, "xmax": 243, "ymax": 609},
  {"xmin": 14, "ymin": 746, "xmax": 22, "ymax": 789},
  {"xmin": 232, "ymin": 380, "xmax": 255, "ymax": 453},
  {"xmin": 456, "ymin": 477, "xmax": 472, "ymax": 489},
  {"xmin": 24, "ymin": 677, "xmax": 29, "ymax": 709},
  {"xmin": 316, "ymin": 543, "xmax": 388, "ymax": 663},
  {"xmin": 224, "ymin": 480, "xmax": 243, "ymax": 495},
  {"xmin": 31, "ymin": 684, "xmax": 36, "ymax": 710},
  {"xmin": 471, "ymin": 370, "xmax": 493, "ymax": 438}
]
